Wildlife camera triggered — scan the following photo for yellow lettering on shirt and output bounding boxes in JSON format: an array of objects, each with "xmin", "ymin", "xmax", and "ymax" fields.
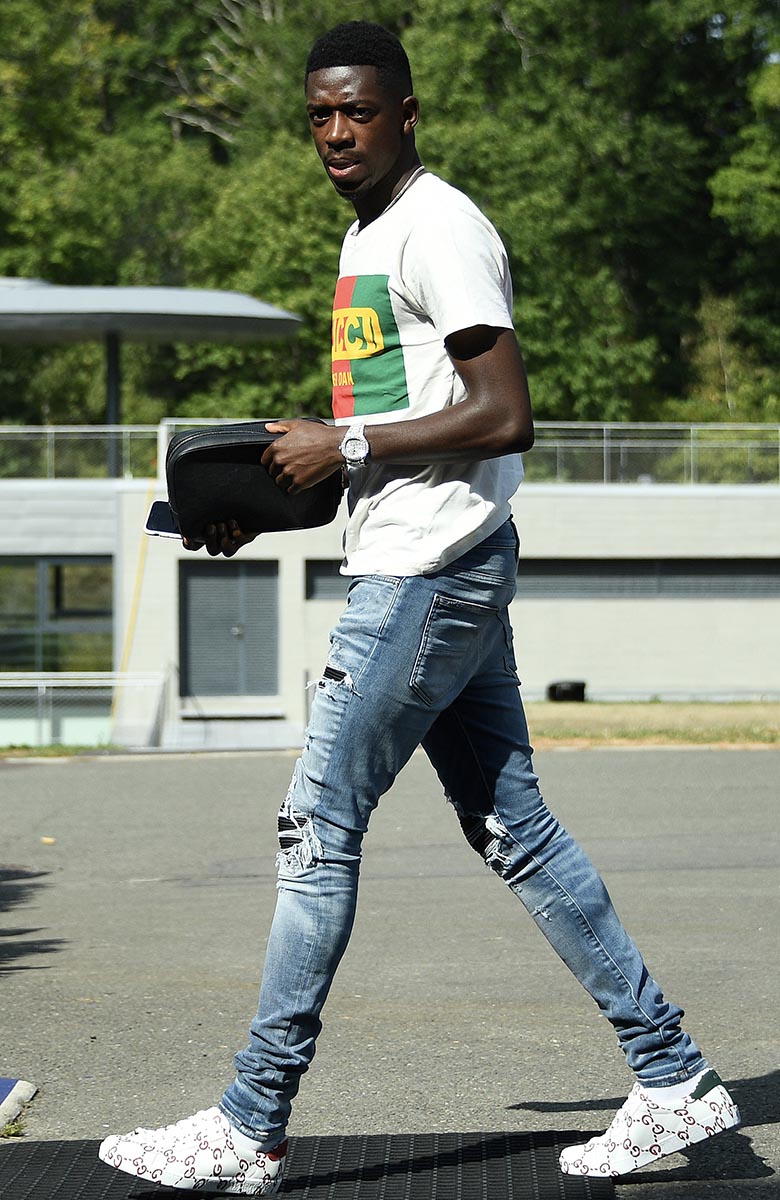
[{"xmin": 332, "ymin": 307, "xmax": 385, "ymax": 359}]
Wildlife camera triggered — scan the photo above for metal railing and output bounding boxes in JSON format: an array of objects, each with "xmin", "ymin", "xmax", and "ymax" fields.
[
  {"xmin": 0, "ymin": 425, "xmax": 159, "ymax": 479},
  {"xmin": 0, "ymin": 421, "xmax": 778, "ymax": 485},
  {"xmin": 527, "ymin": 423, "xmax": 780, "ymax": 485},
  {"xmin": 0, "ymin": 672, "xmax": 165, "ymax": 748}
]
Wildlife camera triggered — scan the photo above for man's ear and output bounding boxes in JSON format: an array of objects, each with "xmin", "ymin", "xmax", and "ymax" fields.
[{"xmin": 401, "ymin": 95, "xmax": 419, "ymax": 135}]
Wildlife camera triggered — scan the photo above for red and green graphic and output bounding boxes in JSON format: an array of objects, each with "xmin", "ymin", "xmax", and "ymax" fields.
[{"xmin": 331, "ymin": 274, "xmax": 410, "ymax": 419}]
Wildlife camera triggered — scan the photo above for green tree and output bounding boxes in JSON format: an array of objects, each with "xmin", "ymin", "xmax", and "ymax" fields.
[
  {"xmin": 0, "ymin": 0, "xmax": 226, "ymax": 423},
  {"xmin": 2, "ymin": 0, "xmax": 779, "ymax": 427},
  {"xmin": 709, "ymin": 55, "xmax": 780, "ymax": 417},
  {"xmin": 405, "ymin": 0, "xmax": 775, "ymax": 418},
  {"xmin": 179, "ymin": 134, "xmax": 349, "ymax": 419},
  {"xmin": 665, "ymin": 292, "xmax": 779, "ymax": 422}
]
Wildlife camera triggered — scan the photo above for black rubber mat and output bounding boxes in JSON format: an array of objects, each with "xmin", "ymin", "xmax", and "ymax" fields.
[{"xmin": 0, "ymin": 1131, "xmax": 614, "ymax": 1199}]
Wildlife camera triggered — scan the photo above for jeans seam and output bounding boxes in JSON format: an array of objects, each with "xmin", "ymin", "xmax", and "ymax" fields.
[{"xmin": 508, "ymin": 843, "xmax": 686, "ymax": 1072}]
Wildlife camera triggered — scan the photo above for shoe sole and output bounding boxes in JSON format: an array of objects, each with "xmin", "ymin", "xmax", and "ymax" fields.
[{"xmin": 98, "ymin": 1143, "xmax": 285, "ymax": 1195}]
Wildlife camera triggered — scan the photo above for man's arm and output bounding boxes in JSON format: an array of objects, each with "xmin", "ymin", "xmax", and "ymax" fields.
[
  {"xmin": 372, "ymin": 325, "xmax": 534, "ymax": 461},
  {"xmin": 188, "ymin": 324, "xmax": 532, "ymax": 554},
  {"xmin": 261, "ymin": 325, "xmax": 534, "ymax": 493}
]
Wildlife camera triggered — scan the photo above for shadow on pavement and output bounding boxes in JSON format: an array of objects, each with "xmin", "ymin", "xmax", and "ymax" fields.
[{"xmin": 0, "ymin": 866, "xmax": 65, "ymax": 973}]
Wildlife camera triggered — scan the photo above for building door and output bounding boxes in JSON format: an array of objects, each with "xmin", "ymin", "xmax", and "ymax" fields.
[{"xmin": 179, "ymin": 561, "xmax": 278, "ymax": 697}]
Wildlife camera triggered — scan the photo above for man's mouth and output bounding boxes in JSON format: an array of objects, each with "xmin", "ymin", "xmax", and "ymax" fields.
[{"xmin": 326, "ymin": 157, "xmax": 362, "ymax": 184}]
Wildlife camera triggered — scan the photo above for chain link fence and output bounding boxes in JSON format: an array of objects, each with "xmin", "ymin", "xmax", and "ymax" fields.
[
  {"xmin": 0, "ymin": 426, "xmax": 159, "ymax": 479},
  {"xmin": 527, "ymin": 423, "xmax": 780, "ymax": 484},
  {"xmin": 0, "ymin": 673, "xmax": 165, "ymax": 749}
]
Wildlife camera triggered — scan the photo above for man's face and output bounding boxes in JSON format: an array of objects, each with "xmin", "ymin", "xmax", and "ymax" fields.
[{"xmin": 305, "ymin": 65, "xmax": 416, "ymax": 206}]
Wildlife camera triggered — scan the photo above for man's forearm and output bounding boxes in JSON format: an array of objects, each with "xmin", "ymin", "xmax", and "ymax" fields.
[
  {"xmin": 365, "ymin": 398, "xmax": 533, "ymax": 465},
  {"xmin": 263, "ymin": 328, "xmax": 533, "ymax": 489}
]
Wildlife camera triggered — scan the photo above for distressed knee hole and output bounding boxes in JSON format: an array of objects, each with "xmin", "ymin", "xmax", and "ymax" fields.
[
  {"xmin": 449, "ymin": 797, "xmax": 515, "ymax": 878},
  {"xmin": 277, "ymin": 795, "xmax": 323, "ymax": 875},
  {"xmin": 317, "ymin": 660, "xmax": 358, "ymax": 695}
]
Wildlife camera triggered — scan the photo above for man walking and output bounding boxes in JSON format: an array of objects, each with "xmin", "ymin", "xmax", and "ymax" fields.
[{"xmin": 99, "ymin": 21, "xmax": 739, "ymax": 1194}]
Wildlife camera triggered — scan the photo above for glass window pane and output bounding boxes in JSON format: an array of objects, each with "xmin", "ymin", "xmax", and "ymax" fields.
[
  {"xmin": 0, "ymin": 631, "xmax": 37, "ymax": 671},
  {"xmin": 41, "ymin": 632, "xmax": 113, "ymax": 672},
  {"xmin": 49, "ymin": 562, "xmax": 112, "ymax": 618},
  {"xmin": 0, "ymin": 563, "xmax": 37, "ymax": 621},
  {"xmin": 306, "ymin": 560, "xmax": 349, "ymax": 600}
]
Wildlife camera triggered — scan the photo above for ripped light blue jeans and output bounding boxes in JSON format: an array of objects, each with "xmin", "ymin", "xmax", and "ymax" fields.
[{"xmin": 220, "ymin": 519, "xmax": 706, "ymax": 1145}]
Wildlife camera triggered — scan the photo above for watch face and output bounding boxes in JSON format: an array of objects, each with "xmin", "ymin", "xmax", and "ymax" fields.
[{"xmin": 342, "ymin": 433, "xmax": 369, "ymax": 463}]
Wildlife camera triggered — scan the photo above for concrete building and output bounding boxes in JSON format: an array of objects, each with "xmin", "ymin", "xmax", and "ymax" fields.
[{"xmin": 1, "ymin": 423, "xmax": 779, "ymax": 749}]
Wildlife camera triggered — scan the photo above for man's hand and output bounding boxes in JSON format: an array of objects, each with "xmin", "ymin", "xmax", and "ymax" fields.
[
  {"xmin": 262, "ymin": 419, "xmax": 344, "ymax": 494},
  {"xmin": 183, "ymin": 520, "xmax": 258, "ymax": 558}
]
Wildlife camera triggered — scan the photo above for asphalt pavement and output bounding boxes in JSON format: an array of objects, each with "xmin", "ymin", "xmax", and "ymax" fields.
[{"xmin": 1, "ymin": 746, "xmax": 778, "ymax": 1200}]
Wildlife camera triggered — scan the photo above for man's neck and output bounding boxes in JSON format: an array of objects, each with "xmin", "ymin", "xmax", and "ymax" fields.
[{"xmin": 354, "ymin": 156, "xmax": 424, "ymax": 228}]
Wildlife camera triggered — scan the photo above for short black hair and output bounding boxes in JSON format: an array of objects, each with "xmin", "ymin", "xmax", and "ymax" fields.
[{"xmin": 305, "ymin": 21, "xmax": 413, "ymax": 97}]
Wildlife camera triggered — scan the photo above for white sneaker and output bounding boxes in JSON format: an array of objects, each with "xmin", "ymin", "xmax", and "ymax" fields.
[
  {"xmin": 559, "ymin": 1070, "xmax": 740, "ymax": 1177},
  {"xmin": 98, "ymin": 1106, "xmax": 287, "ymax": 1195}
]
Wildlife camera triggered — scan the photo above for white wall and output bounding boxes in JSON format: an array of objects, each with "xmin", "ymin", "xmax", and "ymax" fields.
[
  {"xmin": 513, "ymin": 484, "xmax": 780, "ymax": 559},
  {"xmin": 0, "ymin": 479, "xmax": 116, "ymax": 554},
  {"xmin": 115, "ymin": 482, "xmax": 780, "ymax": 738},
  {"xmin": 3, "ymin": 478, "xmax": 779, "ymax": 747},
  {"xmin": 511, "ymin": 484, "xmax": 780, "ymax": 700},
  {"xmin": 512, "ymin": 597, "xmax": 778, "ymax": 700}
]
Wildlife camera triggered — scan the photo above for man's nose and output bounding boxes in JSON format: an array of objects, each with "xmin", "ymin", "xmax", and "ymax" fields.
[{"xmin": 326, "ymin": 112, "xmax": 354, "ymax": 145}]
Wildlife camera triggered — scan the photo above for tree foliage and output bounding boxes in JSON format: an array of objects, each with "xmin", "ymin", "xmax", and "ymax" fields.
[{"xmin": 1, "ymin": 0, "xmax": 778, "ymax": 425}]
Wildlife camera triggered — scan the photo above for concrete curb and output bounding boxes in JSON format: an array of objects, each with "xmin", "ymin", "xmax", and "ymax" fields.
[{"xmin": 0, "ymin": 1079, "xmax": 37, "ymax": 1128}]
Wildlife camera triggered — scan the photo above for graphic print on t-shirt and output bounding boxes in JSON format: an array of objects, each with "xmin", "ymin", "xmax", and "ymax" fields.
[{"xmin": 331, "ymin": 274, "xmax": 410, "ymax": 419}]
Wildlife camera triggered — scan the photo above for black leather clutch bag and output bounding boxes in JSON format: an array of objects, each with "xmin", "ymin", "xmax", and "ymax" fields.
[{"xmin": 164, "ymin": 421, "xmax": 344, "ymax": 541}]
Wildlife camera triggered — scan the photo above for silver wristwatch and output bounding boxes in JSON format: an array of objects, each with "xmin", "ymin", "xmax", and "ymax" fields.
[{"xmin": 339, "ymin": 422, "xmax": 370, "ymax": 468}]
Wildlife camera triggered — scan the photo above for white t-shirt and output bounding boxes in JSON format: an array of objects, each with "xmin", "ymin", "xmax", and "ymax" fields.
[{"xmin": 332, "ymin": 170, "xmax": 524, "ymax": 576}]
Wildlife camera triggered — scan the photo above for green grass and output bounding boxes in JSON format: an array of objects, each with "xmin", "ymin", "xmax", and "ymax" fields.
[{"xmin": 0, "ymin": 1117, "xmax": 25, "ymax": 1139}]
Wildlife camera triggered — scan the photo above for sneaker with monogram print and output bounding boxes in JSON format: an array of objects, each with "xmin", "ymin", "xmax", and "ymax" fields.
[
  {"xmin": 559, "ymin": 1070, "xmax": 740, "ymax": 1177},
  {"xmin": 98, "ymin": 1106, "xmax": 287, "ymax": 1195}
]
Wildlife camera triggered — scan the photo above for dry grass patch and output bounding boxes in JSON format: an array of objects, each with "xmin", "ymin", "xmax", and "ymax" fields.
[{"xmin": 525, "ymin": 702, "xmax": 780, "ymax": 747}]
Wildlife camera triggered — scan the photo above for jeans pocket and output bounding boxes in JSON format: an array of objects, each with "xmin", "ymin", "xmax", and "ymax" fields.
[{"xmin": 410, "ymin": 593, "xmax": 499, "ymax": 707}]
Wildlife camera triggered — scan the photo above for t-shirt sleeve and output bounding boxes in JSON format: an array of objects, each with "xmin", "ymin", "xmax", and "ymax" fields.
[{"xmin": 399, "ymin": 205, "xmax": 514, "ymax": 340}]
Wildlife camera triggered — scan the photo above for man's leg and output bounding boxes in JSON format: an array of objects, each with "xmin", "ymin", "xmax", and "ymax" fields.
[
  {"xmin": 219, "ymin": 539, "xmax": 524, "ymax": 1139},
  {"xmin": 422, "ymin": 662, "xmax": 739, "ymax": 1175},
  {"xmin": 99, "ymin": 542, "xmax": 520, "ymax": 1192},
  {"xmin": 219, "ymin": 575, "xmax": 431, "ymax": 1142}
]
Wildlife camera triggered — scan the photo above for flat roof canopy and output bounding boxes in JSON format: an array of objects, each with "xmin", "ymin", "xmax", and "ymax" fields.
[
  {"xmin": 0, "ymin": 281, "xmax": 301, "ymax": 343},
  {"xmin": 0, "ymin": 279, "xmax": 302, "ymax": 474}
]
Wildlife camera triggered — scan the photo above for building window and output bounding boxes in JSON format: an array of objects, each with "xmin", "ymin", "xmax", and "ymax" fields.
[
  {"xmin": 304, "ymin": 557, "xmax": 780, "ymax": 603},
  {"xmin": 0, "ymin": 557, "xmax": 113, "ymax": 671},
  {"xmin": 516, "ymin": 558, "xmax": 780, "ymax": 598},
  {"xmin": 306, "ymin": 560, "xmax": 348, "ymax": 600}
]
